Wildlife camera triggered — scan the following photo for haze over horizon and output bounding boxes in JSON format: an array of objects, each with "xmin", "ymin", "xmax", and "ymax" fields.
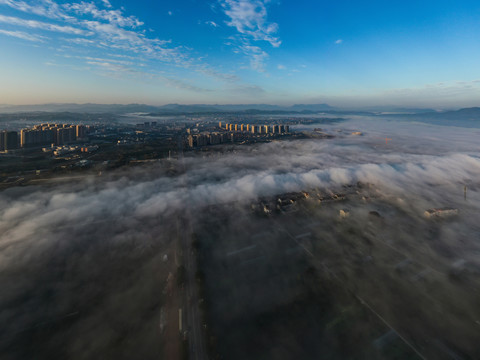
[{"xmin": 1, "ymin": 0, "xmax": 480, "ymax": 108}]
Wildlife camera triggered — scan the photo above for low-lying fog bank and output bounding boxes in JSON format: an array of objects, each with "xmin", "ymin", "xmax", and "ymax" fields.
[{"xmin": 1, "ymin": 116, "xmax": 479, "ymax": 359}]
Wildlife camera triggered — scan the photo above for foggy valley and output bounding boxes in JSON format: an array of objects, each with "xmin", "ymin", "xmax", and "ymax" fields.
[
  {"xmin": 1, "ymin": 116, "xmax": 480, "ymax": 359},
  {"xmin": 2, "ymin": 0, "xmax": 480, "ymax": 358}
]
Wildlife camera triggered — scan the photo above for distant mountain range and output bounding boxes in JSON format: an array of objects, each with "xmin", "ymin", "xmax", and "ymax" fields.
[
  {"xmin": 431, "ymin": 106, "xmax": 480, "ymax": 120},
  {"xmin": 0, "ymin": 103, "xmax": 334, "ymax": 114},
  {"xmin": 387, "ymin": 107, "xmax": 480, "ymax": 121},
  {"xmin": 0, "ymin": 103, "xmax": 479, "ymax": 119},
  {"xmin": 0, "ymin": 103, "xmax": 161, "ymax": 114}
]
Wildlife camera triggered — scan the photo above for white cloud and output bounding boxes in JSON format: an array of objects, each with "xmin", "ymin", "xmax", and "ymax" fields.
[
  {"xmin": 82, "ymin": 55, "xmax": 134, "ymax": 65},
  {"xmin": 44, "ymin": 60, "xmax": 89, "ymax": 71},
  {"xmin": 107, "ymin": 53, "xmax": 139, "ymax": 60},
  {"xmin": 277, "ymin": 64, "xmax": 286, "ymax": 70},
  {"xmin": 82, "ymin": 20, "xmax": 141, "ymax": 42},
  {"xmin": 82, "ymin": 59, "xmax": 212, "ymax": 92},
  {"xmin": 0, "ymin": 14, "xmax": 91, "ymax": 35},
  {"xmin": 219, "ymin": 0, "xmax": 280, "ymax": 72},
  {"xmin": 335, "ymin": 39, "xmax": 343, "ymax": 44},
  {"xmin": 206, "ymin": 20, "xmax": 219, "ymax": 27},
  {"xmin": 220, "ymin": 0, "xmax": 280, "ymax": 47},
  {"xmin": 61, "ymin": 36, "xmax": 96, "ymax": 45},
  {"xmin": 76, "ymin": 20, "xmax": 185, "ymax": 65},
  {"xmin": 0, "ymin": 28, "xmax": 45, "ymax": 42},
  {"xmin": 240, "ymin": 43, "xmax": 268, "ymax": 72},
  {"xmin": 65, "ymin": 2, "xmax": 144, "ymax": 28},
  {"xmin": 0, "ymin": 0, "xmax": 73, "ymax": 21},
  {"xmin": 196, "ymin": 66, "xmax": 240, "ymax": 82},
  {"xmin": 0, "ymin": 0, "xmax": 249, "ymax": 90},
  {"xmin": 87, "ymin": 60, "xmax": 132, "ymax": 73}
]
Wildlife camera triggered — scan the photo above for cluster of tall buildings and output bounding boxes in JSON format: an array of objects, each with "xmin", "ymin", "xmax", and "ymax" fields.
[
  {"xmin": 187, "ymin": 132, "xmax": 233, "ymax": 148},
  {"xmin": 0, "ymin": 124, "xmax": 91, "ymax": 151},
  {"xmin": 218, "ymin": 122, "xmax": 289, "ymax": 134},
  {"xmin": 187, "ymin": 122, "xmax": 291, "ymax": 148},
  {"xmin": 21, "ymin": 124, "xmax": 89, "ymax": 148}
]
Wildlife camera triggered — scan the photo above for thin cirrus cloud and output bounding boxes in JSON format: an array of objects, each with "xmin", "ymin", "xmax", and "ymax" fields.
[
  {"xmin": 220, "ymin": 0, "xmax": 280, "ymax": 47},
  {"xmin": 219, "ymin": 0, "xmax": 280, "ymax": 72},
  {"xmin": 80, "ymin": 60, "xmax": 213, "ymax": 93},
  {"xmin": 64, "ymin": 2, "xmax": 144, "ymax": 28},
  {"xmin": 0, "ymin": 0, "xmax": 253, "ymax": 92},
  {"xmin": 0, "ymin": 0, "xmax": 72, "ymax": 21},
  {"xmin": 239, "ymin": 43, "xmax": 269, "ymax": 72},
  {"xmin": 101, "ymin": 0, "xmax": 111, "ymax": 9},
  {"xmin": 206, "ymin": 20, "xmax": 219, "ymax": 27},
  {"xmin": 0, "ymin": 0, "xmax": 177, "ymax": 58},
  {"xmin": 0, "ymin": 28, "xmax": 46, "ymax": 42},
  {"xmin": 0, "ymin": 14, "xmax": 91, "ymax": 35}
]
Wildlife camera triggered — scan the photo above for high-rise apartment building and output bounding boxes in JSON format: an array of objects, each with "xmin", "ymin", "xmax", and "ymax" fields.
[
  {"xmin": 19, "ymin": 124, "xmax": 82, "ymax": 148},
  {"xmin": 3, "ymin": 131, "xmax": 19, "ymax": 150},
  {"xmin": 76, "ymin": 125, "xmax": 86, "ymax": 139}
]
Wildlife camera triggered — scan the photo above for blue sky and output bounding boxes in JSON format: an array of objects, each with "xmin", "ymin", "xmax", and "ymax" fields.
[{"xmin": 0, "ymin": 0, "xmax": 479, "ymax": 107}]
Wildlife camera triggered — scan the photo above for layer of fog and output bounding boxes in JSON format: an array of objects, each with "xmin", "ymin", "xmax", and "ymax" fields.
[{"xmin": 1, "ymin": 116, "xmax": 480, "ymax": 358}]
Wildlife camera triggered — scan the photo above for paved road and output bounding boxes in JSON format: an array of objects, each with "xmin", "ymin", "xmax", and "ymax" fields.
[
  {"xmin": 177, "ymin": 136, "xmax": 208, "ymax": 360},
  {"xmin": 180, "ymin": 216, "xmax": 207, "ymax": 360}
]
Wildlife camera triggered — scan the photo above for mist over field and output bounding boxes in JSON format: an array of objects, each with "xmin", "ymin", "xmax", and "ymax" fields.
[{"xmin": 1, "ymin": 116, "xmax": 480, "ymax": 359}]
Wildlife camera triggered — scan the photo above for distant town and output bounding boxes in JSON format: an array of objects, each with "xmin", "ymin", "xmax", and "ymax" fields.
[
  {"xmin": 187, "ymin": 122, "xmax": 290, "ymax": 148},
  {"xmin": 0, "ymin": 114, "xmax": 340, "ymax": 187}
]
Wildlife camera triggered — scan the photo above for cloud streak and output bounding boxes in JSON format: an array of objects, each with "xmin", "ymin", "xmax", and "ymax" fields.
[
  {"xmin": 205, "ymin": 20, "xmax": 219, "ymax": 27},
  {"xmin": 219, "ymin": 0, "xmax": 280, "ymax": 72},
  {"xmin": 0, "ymin": 28, "xmax": 46, "ymax": 41},
  {"xmin": 0, "ymin": 14, "xmax": 91, "ymax": 35},
  {"xmin": 239, "ymin": 43, "xmax": 269, "ymax": 72},
  {"xmin": 64, "ymin": 2, "xmax": 144, "ymax": 28},
  {"xmin": 0, "ymin": 0, "xmax": 251, "ymax": 91},
  {"xmin": 0, "ymin": 0, "xmax": 71, "ymax": 21},
  {"xmin": 220, "ymin": 0, "xmax": 280, "ymax": 47}
]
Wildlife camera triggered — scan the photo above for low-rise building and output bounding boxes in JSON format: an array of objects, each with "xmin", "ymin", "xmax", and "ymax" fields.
[{"xmin": 424, "ymin": 207, "xmax": 458, "ymax": 218}]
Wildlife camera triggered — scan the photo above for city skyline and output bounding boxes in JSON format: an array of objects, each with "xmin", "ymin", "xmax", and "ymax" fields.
[{"xmin": 1, "ymin": 0, "xmax": 480, "ymax": 107}]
